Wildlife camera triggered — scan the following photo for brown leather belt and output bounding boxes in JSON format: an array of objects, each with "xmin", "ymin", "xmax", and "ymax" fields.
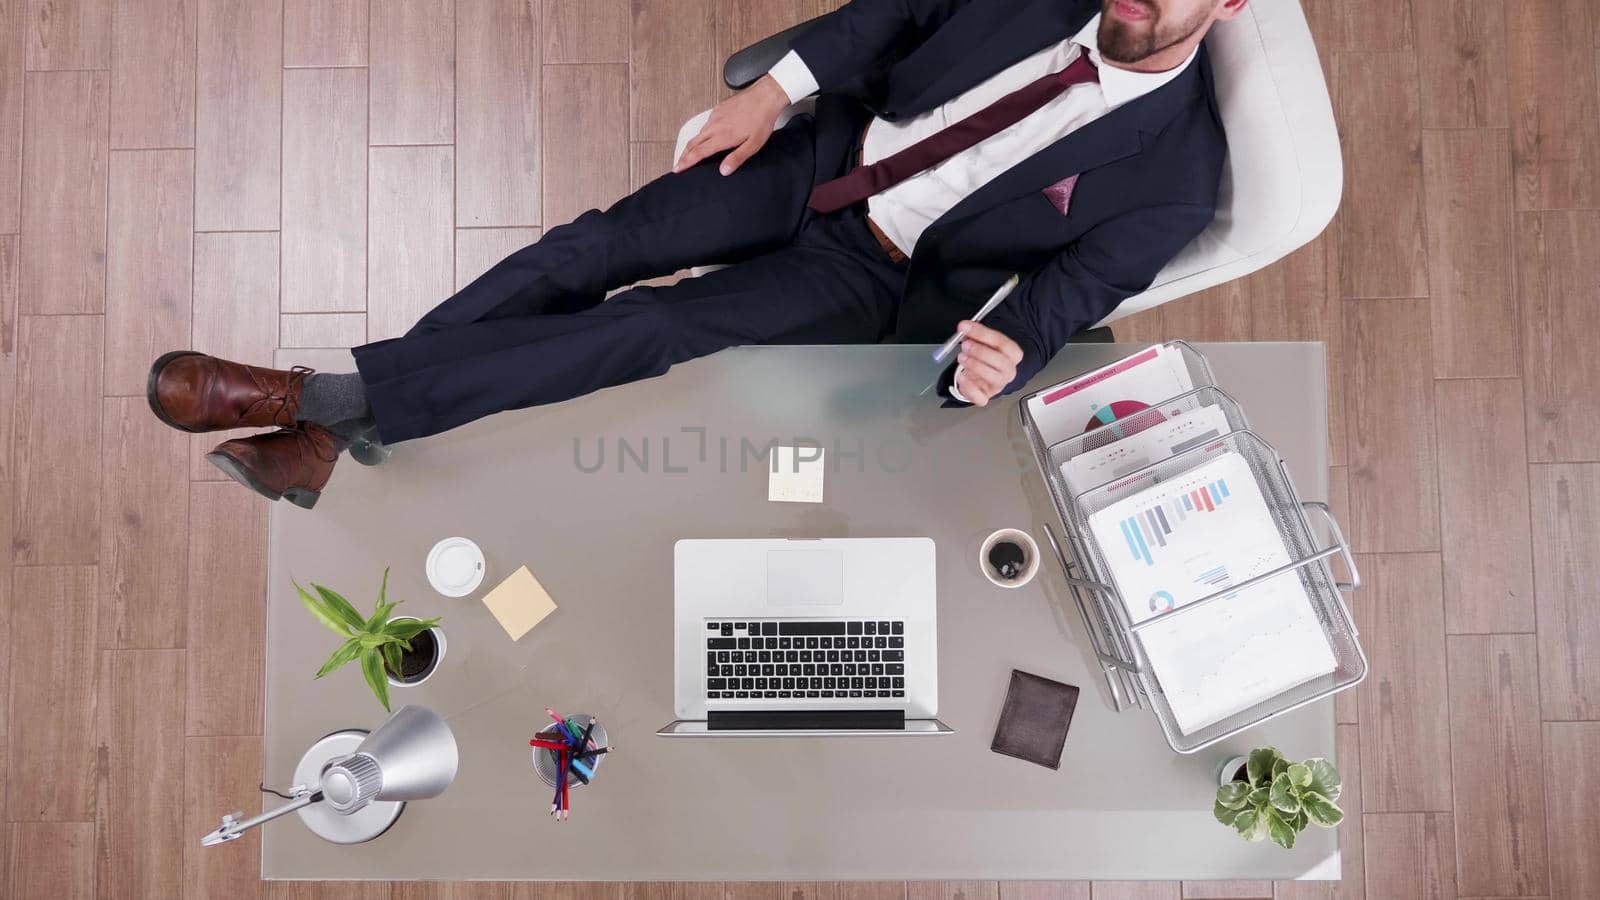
[{"xmin": 864, "ymin": 214, "xmax": 908, "ymax": 264}]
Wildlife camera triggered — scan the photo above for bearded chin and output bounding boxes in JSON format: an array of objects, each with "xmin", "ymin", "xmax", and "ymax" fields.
[{"xmin": 1097, "ymin": 17, "xmax": 1157, "ymax": 64}]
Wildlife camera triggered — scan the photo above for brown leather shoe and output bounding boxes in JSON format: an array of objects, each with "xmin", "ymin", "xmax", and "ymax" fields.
[
  {"xmin": 147, "ymin": 350, "xmax": 310, "ymax": 433},
  {"xmin": 204, "ymin": 423, "xmax": 340, "ymax": 509}
]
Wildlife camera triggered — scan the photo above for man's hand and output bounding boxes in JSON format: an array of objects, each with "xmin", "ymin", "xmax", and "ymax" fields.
[
  {"xmin": 673, "ymin": 75, "xmax": 791, "ymax": 176},
  {"xmin": 953, "ymin": 321, "xmax": 1024, "ymax": 406}
]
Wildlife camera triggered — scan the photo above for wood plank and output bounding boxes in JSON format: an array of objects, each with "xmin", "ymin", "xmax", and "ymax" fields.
[
  {"xmin": 1247, "ymin": 236, "xmax": 1344, "ymax": 466},
  {"xmin": 782, "ymin": 885, "xmax": 907, "ymax": 900},
  {"xmin": 631, "ymin": 140, "xmax": 674, "ymax": 190},
  {"xmin": 189, "ymin": 231, "xmax": 279, "ymax": 480},
  {"xmin": 266, "ymin": 883, "xmax": 397, "ymax": 899},
  {"xmin": 194, "ymin": 0, "xmax": 281, "ymax": 230},
  {"xmin": 6, "ymin": 822, "xmax": 95, "ymax": 899},
  {"xmin": 1517, "ymin": 211, "xmax": 1600, "ymax": 462},
  {"xmin": 1412, "ymin": 0, "xmax": 1509, "ymax": 129},
  {"xmin": 1362, "ymin": 813, "xmax": 1457, "ymax": 900},
  {"xmin": 4, "ymin": 566, "xmax": 98, "ymax": 820},
  {"xmin": 1345, "ymin": 299, "xmax": 1440, "ymax": 553},
  {"xmin": 1445, "ymin": 634, "xmax": 1548, "ymax": 896},
  {"xmin": 716, "ymin": 0, "xmax": 805, "ymax": 98},
  {"xmin": 1272, "ymin": 723, "xmax": 1365, "ymax": 900},
  {"xmin": 907, "ymin": 884, "xmax": 998, "ymax": 900},
  {"xmin": 369, "ymin": 0, "xmax": 454, "ymax": 146},
  {"xmin": 185, "ymin": 481, "xmax": 266, "ymax": 736},
  {"xmin": 99, "ymin": 398, "xmax": 190, "ymax": 649},
  {"xmin": 0, "ymin": 235, "xmax": 19, "ymax": 487},
  {"xmin": 1506, "ymin": 0, "xmax": 1600, "ymax": 210},
  {"xmin": 12, "ymin": 314, "xmax": 102, "ymax": 564},
  {"xmin": 392, "ymin": 883, "xmax": 522, "ymax": 899},
  {"xmin": 284, "ymin": 0, "xmax": 367, "ymax": 67},
  {"xmin": 997, "ymin": 884, "xmax": 1089, "ymax": 900},
  {"xmin": 20, "ymin": 70, "xmax": 108, "ymax": 315},
  {"xmin": 25, "ymin": 0, "xmax": 110, "ymax": 69},
  {"xmin": 184, "ymin": 737, "xmax": 264, "ymax": 899},
  {"xmin": 456, "ymin": 0, "xmax": 541, "ymax": 227},
  {"xmin": 1434, "ymin": 379, "xmax": 1535, "ymax": 633},
  {"xmin": 1421, "ymin": 129, "xmax": 1518, "ymax": 378},
  {"xmin": 104, "ymin": 149, "xmax": 193, "ymax": 395},
  {"xmin": 1529, "ymin": 463, "xmax": 1600, "ymax": 720},
  {"xmin": 110, "ymin": 0, "xmax": 198, "ymax": 148},
  {"xmin": 282, "ymin": 66, "xmax": 367, "ymax": 313},
  {"xmin": 542, "ymin": 63, "xmax": 629, "ymax": 227},
  {"xmin": 630, "ymin": 884, "xmax": 725, "ymax": 900},
  {"xmin": 455, "ymin": 227, "xmax": 540, "ymax": 292},
  {"xmin": 1180, "ymin": 883, "xmax": 1270, "ymax": 899},
  {"xmin": 1087, "ymin": 884, "xmax": 1180, "ymax": 900},
  {"xmin": 544, "ymin": 0, "xmax": 628, "ymax": 63},
  {"xmin": 1356, "ymin": 553, "xmax": 1453, "ymax": 812},
  {"xmin": 0, "ymin": 241, "xmax": 10, "ymax": 740},
  {"xmin": 631, "ymin": 0, "xmax": 719, "ymax": 142},
  {"xmin": 0, "ymin": 0, "xmax": 25, "ymax": 233},
  {"xmin": 1543, "ymin": 722, "xmax": 1600, "ymax": 900},
  {"xmin": 368, "ymin": 146, "xmax": 454, "ymax": 341},
  {"xmin": 1297, "ymin": 0, "xmax": 1413, "ymax": 52},
  {"xmin": 1155, "ymin": 280, "xmax": 1250, "ymax": 343},
  {"xmin": 94, "ymin": 649, "xmax": 185, "ymax": 898},
  {"xmin": 1334, "ymin": 52, "xmax": 1427, "ymax": 300},
  {"xmin": 281, "ymin": 313, "xmax": 367, "ymax": 348}
]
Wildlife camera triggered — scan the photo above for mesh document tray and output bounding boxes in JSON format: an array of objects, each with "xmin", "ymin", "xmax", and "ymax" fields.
[{"xmin": 1019, "ymin": 348, "xmax": 1366, "ymax": 754}]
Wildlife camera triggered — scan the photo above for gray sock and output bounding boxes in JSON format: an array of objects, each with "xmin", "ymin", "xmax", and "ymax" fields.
[
  {"xmin": 326, "ymin": 415, "xmax": 377, "ymax": 444},
  {"xmin": 299, "ymin": 372, "xmax": 371, "ymax": 426}
]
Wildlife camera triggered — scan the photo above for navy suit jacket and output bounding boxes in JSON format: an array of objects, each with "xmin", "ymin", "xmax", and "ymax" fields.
[{"xmin": 789, "ymin": 0, "xmax": 1227, "ymax": 397}]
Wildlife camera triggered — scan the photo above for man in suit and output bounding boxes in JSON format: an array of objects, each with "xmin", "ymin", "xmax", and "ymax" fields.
[{"xmin": 147, "ymin": 0, "xmax": 1243, "ymax": 508}]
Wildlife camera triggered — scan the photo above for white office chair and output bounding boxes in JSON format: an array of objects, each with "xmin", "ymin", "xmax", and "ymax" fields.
[{"xmin": 672, "ymin": 0, "xmax": 1341, "ymax": 330}]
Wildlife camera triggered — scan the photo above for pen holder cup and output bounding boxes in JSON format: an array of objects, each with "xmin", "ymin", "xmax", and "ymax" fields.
[{"xmin": 532, "ymin": 716, "xmax": 608, "ymax": 789}]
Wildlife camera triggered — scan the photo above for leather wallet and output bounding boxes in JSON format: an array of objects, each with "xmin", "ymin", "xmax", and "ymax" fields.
[{"xmin": 990, "ymin": 669, "xmax": 1080, "ymax": 769}]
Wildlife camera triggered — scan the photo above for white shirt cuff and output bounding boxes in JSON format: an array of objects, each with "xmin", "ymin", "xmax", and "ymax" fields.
[
  {"xmin": 767, "ymin": 50, "xmax": 820, "ymax": 105},
  {"xmin": 948, "ymin": 366, "xmax": 971, "ymax": 404}
]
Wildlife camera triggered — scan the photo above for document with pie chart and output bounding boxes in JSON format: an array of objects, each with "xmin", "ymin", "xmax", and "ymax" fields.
[
  {"xmin": 1025, "ymin": 343, "xmax": 1197, "ymax": 446},
  {"xmin": 1086, "ymin": 451, "xmax": 1337, "ymax": 734}
]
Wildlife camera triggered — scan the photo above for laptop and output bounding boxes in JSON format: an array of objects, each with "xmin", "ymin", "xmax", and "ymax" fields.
[{"xmin": 658, "ymin": 538, "xmax": 953, "ymax": 737}]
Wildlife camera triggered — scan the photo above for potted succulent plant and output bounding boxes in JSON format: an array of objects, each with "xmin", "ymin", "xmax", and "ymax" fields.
[
  {"xmin": 1214, "ymin": 746, "xmax": 1344, "ymax": 849},
  {"xmin": 295, "ymin": 568, "xmax": 443, "ymax": 711}
]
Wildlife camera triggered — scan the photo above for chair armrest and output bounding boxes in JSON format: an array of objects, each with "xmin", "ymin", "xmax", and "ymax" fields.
[{"xmin": 723, "ymin": 17, "xmax": 825, "ymax": 90}]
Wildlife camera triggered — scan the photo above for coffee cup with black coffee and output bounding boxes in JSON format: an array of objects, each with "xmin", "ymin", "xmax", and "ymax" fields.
[{"xmin": 979, "ymin": 528, "xmax": 1041, "ymax": 588}]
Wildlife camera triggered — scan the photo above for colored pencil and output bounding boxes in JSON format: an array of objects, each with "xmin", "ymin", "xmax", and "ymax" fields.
[
  {"xmin": 545, "ymin": 707, "xmax": 596, "ymax": 780},
  {"xmin": 529, "ymin": 738, "xmax": 569, "ymax": 751}
]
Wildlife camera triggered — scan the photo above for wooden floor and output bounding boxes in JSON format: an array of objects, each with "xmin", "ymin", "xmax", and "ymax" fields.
[{"xmin": 2, "ymin": 0, "xmax": 1598, "ymax": 897}]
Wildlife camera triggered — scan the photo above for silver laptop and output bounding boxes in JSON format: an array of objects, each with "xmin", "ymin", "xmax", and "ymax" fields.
[{"xmin": 658, "ymin": 538, "xmax": 953, "ymax": 737}]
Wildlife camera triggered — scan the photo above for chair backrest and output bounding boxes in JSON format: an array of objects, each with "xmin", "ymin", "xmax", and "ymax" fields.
[{"xmin": 1107, "ymin": 0, "xmax": 1341, "ymax": 321}]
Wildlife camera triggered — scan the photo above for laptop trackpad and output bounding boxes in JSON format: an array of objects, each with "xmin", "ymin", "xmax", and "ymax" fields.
[{"xmin": 766, "ymin": 549, "xmax": 844, "ymax": 607}]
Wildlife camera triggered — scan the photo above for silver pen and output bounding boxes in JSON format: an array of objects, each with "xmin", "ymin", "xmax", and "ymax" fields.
[{"xmin": 932, "ymin": 274, "xmax": 1021, "ymax": 364}]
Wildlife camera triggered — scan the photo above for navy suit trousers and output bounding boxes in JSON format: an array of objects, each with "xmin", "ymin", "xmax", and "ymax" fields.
[{"xmin": 352, "ymin": 117, "xmax": 907, "ymax": 443}]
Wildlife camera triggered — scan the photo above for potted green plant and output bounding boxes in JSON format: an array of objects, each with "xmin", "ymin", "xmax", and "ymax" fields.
[
  {"xmin": 295, "ymin": 568, "xmax": 443, "ymax": 711},
  {"xmin": 1214, "ymin": 746, "xmax": 1343, "ymax": 849}
]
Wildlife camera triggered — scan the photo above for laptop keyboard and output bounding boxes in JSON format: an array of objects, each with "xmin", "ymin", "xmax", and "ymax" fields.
[{"xmin": 704, "ymin": 620, "xmax": 907, "ymax": 700}]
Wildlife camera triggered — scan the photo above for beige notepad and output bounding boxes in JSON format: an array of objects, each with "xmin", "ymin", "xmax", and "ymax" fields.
[
  {"xmin": 481, "ymin": 565, "xmax": 557, "ymax": 640},
  {"xmin": 768, "ymin": 445, "xmax": 825, "ymax": 503}
]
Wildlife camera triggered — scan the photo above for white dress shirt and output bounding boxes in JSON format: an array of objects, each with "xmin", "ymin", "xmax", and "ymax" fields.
[{"xmin": 766, "ymin": 13, "xmax": 1196, "ymax": 402}]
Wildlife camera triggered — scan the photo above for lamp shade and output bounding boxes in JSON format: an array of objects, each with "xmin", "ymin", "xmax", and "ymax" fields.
[{"xmin": 320, "ymin": 705, "xmax": 459, "ymax": 813}]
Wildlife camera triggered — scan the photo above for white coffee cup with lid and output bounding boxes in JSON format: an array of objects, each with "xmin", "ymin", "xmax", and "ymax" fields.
[{"xmin": 426, "ymin": 537, "xmax": 486, "ymax": 597}]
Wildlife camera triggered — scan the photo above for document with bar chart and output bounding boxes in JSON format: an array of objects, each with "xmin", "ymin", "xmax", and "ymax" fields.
[{"xmin": 1086, "ymin": 451, "xmax": 1337, "ymax": 734}]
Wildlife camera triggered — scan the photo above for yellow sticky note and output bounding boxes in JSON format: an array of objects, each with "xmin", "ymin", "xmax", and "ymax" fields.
[{"xmin": 481, "ymin": 565, "xmax": 557, "ymax": 640}]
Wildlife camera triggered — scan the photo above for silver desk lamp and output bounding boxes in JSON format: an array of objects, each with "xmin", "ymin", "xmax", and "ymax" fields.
[{"xmin": 201, "ymin": 704, "xmax": 459, "ymax": 846}]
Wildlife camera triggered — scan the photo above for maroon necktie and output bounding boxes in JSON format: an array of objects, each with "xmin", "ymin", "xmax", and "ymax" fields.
[{"xmin": 807, "ymin": 53, "xmax": 1100, "ymax": 214}]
